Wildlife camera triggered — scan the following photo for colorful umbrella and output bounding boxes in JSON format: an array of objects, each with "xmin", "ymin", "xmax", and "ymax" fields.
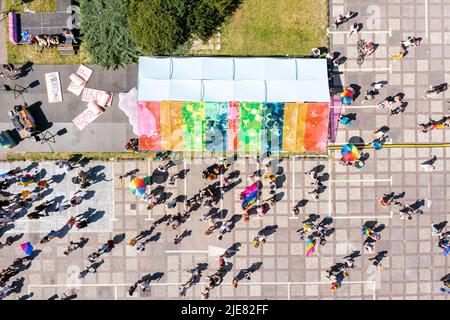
[
  {"xmin": 129, "ymin": 178, "xmax": 147, "ymax": 196},
  {"xmin": 341, "ymin": 143, "xmax": 358, "ymax": 155},
  {"xmin": 342, "ymin": 152, "xmax": 357, "ymax": 162},
  {"xmin": 20, "ymin": 174, "xmax": 34, "ymax": 186},
  {"xmin": 341, "ymin": 144, "xmax": 359, "ymax": 162},
  {"xmin": 20, "ymin": 242, "xmax": 33, "ymax": 255},
  {"xmin": 355, "ymin": 160, "xmax": 365, "ymax": 169}
]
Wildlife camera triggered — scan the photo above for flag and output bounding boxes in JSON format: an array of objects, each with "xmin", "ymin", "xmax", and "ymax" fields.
[
  {"xmin": 20, "ymin": 242, "xmax": 33, "ymax": 255},
  {"xmin": 306, "ymin": 238, "xmax": 315, "ymax": 257}
]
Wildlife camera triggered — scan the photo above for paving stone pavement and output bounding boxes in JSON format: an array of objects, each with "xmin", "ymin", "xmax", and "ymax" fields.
[
  {"xmin": 0, "ymin": 0, "xmax": 449, "ymax": 301},
  {"xmin": 330, "ymin": 0, "xmax": 450, "ymax": 146},
  {"xmin": 0, "ymin": 154, "xmax": 447, "ymax": 300}
]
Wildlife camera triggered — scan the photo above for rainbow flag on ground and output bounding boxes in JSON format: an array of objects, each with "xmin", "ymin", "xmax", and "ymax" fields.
[
  {"xmin": 306, "ymin": 237, "xmax": 315, "ymax": 257},
  {"xmin": 138, "ymin": 101, "xmax": 329, "ymax": 153}
]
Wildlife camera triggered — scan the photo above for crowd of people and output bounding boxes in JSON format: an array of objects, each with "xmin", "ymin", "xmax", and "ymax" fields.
[
  {"xmin": 328, "ymin": 7, "xmax": 448, "ymax": 294},
  {"xmin": 0, "ymin": 155, "xmax": 111, "ymax": 299}
]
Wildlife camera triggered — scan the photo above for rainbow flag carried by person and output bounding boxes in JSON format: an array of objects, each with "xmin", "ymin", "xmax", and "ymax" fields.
[
  {"xmin": 362, "ymin": 226, "xmax": 372, "ymax": 237},
  {"xmin": 306, "ymin": 237, "xmax": 315, "ymax": 257},
  {"xmin": 242, "ymin": 195, "xmax": 257, "ymax": 210},
  {"xmin": 240, "ymin": 183, "xmax": 259, "ymax": 200},
  {"xmin": 443, "ymin": 245, "xmax": 450, "ymax": 256}
]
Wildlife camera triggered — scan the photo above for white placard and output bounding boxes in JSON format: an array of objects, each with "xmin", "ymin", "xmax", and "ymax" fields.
[{"xmin": 45, "ymin": 72, "xmax": 63, "ymax": 103}]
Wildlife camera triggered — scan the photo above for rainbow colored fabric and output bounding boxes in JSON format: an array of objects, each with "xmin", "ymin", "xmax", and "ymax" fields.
[
  {"xmin": 241, "ymin": 183, "xmax": 260, "ymax": 210},
  {"xmin": 306, "ymin": 237, "xmax": 315, "ymax": 257},
  {"xmin": 138, "ymin": 101, "xmax": 329, "ymax": 152}
]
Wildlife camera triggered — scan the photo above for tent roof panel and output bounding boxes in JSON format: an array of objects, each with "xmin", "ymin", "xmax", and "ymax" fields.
[{"xmin": 137, "ymin": 57, "xmax": 330, "ymax": 103}]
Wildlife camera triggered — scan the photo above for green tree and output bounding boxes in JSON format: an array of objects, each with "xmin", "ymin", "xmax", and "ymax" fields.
[
  {"xmin": 80, "ymin": 0, "xmax": 141, "ymax": 69},
  {"xmin": 127, "ymin": 0, "xmax": 191, "ymax": 55},
  {"xmin": 188, "ymin": 0, "xmax": 242, "ymax": 41},
  {"xmin": 127, "ymin": 0, "xmax": 242, "ymax": 55}
]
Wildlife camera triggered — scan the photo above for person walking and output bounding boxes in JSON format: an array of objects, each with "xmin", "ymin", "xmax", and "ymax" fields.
[
  {"xmin": 0, "ymin": 241, "xmax": 12, "ymax": 250},
  {"xmin": 420, "ymin": 155, "xmax": 437, "ymax": 172},
  {"xmin": 232, "ymin": 277, "xmax": 239, "ymax": 288},
  {"xmin": 174, "ymin": 234, "xmax": 182, "ymax": 245},
  {"xmin": 139, "ymin": 279, "xmax": 150, "ymax": 291},
  {"xmin": 128, "ymin": 282, "xmax": 138, "ymax": 296},
  {"xmin": 40, "ymin": 230, "xmax": 59, "ymax": 244},
  {"xmin": 333, "ymin": 14, "xmax": 345, "ymax": 30},
  {"xmin": 98, "ymin": 240, "xmax": 114, "ymax": 254},
  {"xmin": 135, "ymin": 241, "xmax": 146, "ymax": 252},
  {"xmin": 368, "ymin": 255, "xmax": 384, "ymax": 270},
  {"xmin": 88, "ymin": 252, "xmax": 101, "ymax": 263},
  {"xmin": 217, "ymin": 224, "xmax": 231, "ymax": 241},
  {"xmin": 347, "ymin": 23, "xmax": 359, "ymax": 37},
  {"xmin": 64, "ymin": 241, "xmax": 80, "ymax": 255},
  {"xmin": 201, "ymin": 287, "xmax": 210, "ymax": 299}
]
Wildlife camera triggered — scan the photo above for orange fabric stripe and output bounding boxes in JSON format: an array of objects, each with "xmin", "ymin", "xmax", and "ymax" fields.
[{"xmin": 303, "ymin": 103, "xmax": 329, "ymax": 152}]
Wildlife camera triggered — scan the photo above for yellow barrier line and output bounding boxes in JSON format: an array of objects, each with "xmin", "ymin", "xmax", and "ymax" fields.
[{"xmin": 327, "ymin": 143, "xmax": 450, "ymax": 150}]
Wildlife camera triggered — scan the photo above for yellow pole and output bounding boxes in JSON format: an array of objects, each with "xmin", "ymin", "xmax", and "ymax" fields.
[{"xmin": 327, "ymin": 143, "xmax": 450, "ymax": 150}]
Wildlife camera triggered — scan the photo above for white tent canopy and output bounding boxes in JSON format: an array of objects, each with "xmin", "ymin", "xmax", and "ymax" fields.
[{"xmin": 137, "ymin": 57, "xmax": 330, "ymax": 103}]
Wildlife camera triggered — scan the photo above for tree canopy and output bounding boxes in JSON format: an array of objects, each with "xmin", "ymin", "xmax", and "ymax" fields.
[
  {"xmin": 127, "ymin": 0, "xmax": 190, "ymax": 56},
  {"xmin": 80, "ymin": 0, "xmax": 242, "ymax": 66},
  {"xmin": 80, "ymin": 0, "xmax": 141, "ymax": 69},
  {"xmin": 127, "ymin": 0, "xmax": 242, "ymax": 55}
]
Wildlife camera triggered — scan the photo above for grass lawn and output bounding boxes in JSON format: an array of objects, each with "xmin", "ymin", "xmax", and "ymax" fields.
[
  {"xmin": 5, "ymin": 0, "xmax": 56, "ymax": 13},
  {"xmin": 4, "ymin": 0, "xmax": 91, "ymax": 64},
  {"xmin": 6, "ymin": 40, "xmax": 90, "ymax": 64},
  {"xmin": 191, "ymin": 0, "xmax": 329, "ymax": 56}
]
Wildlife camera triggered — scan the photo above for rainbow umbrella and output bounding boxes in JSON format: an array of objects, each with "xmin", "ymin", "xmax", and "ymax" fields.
[
  {"xmin": 340, "ymin": 90, "xmax": 353, "ymax": 98},
  {"xmin": 341, "ymin": 143, "xmax": 357, "ymax": 155},
  {"xmin": 306, "ymin": 237, "xmax": 315, "ymax": 257},
  {"xmin": 342, "ymin": 152, "xmax": 357, "ymax": 162},
  {"xmin": 129, "ymin": 178, "xmax": 147, "ymax": 196},
  {"xmin": 20, "ymin": 242, "xmax": 33, "ymax": 255},
  {"xmin": 341, "ymin": 144, "xmax": 358, "ymax": 162},
  {"xmin": 20, "ymin": 174, "xmax": 34, "ymax": 186},
  {"xmin": 355, "ymin": 160, "xmax": 365, "ymax": 169}
]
